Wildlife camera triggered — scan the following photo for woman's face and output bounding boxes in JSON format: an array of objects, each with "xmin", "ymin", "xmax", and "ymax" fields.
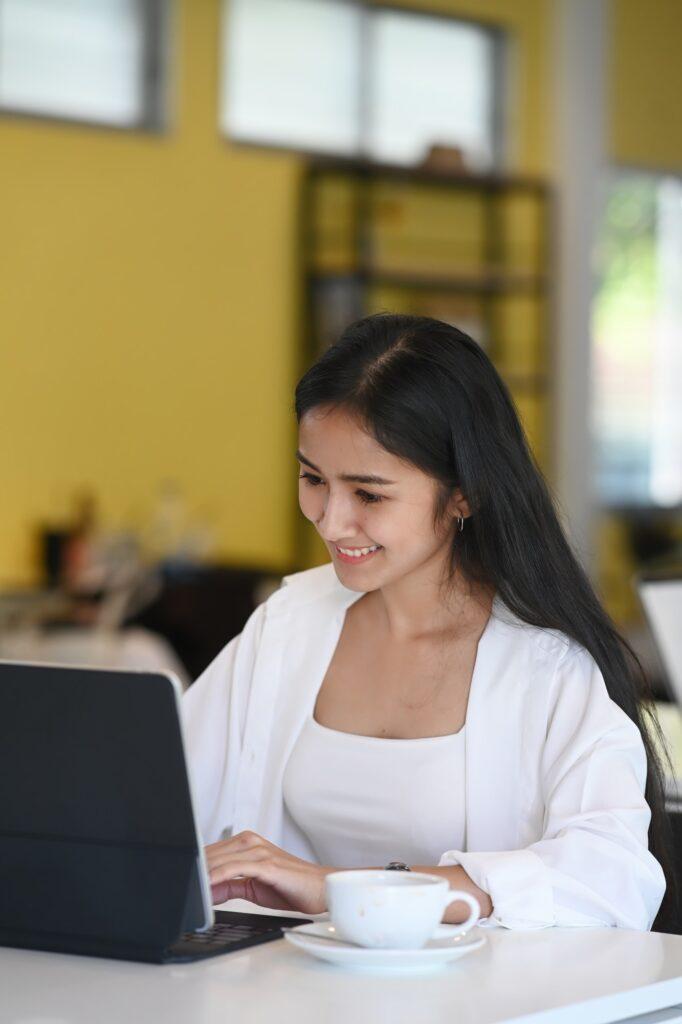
[{"xmin": 297, "ymin": 405, "xmax": 466, "ymax": 593}]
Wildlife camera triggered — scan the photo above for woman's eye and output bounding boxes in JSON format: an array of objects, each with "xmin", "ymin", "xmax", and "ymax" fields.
[
  {"xmin": 357, "ymin": 490, "xmax": 383, "ymax": 505},
  {"xmin": 298, "ymin": 473, "xmax": 382, "ymax": 504}
]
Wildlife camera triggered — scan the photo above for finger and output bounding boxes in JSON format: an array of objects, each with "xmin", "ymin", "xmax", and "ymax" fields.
[
  {"xmin": 210, "ymin": 877, "xmax": 252, "ymax": 905},
  {"xmin": 202, "ymin": 835, "xmax": 261, "ymax": 860},
  {"xmin": 206, "ymin": 846, "xmax": 270, "ymax": 875},
  {"xmin": 208, "ymin": 857, "xmax": 279, "ymax": 888},
  {"xmin": 205, "ymin": 831, "xmax": 270, "ymax": 861},
  {"xmin": 224, "ymin": 830, "xmax": 269, "ymax": 849}
]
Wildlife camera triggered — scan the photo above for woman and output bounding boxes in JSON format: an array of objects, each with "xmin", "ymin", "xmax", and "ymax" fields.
[{"xmin": 184, "ymin": 313, "xmax": 675, "ymax": 931}]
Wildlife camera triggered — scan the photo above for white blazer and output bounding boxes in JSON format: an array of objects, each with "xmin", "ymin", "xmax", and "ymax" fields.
[{"xmin": 182, "ymin": 563, "xmax": 666, "ymax": 931}]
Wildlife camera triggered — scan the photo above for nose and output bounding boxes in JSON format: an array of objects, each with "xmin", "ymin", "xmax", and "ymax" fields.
[{"xmin": 315, "ymin": 490, "xmax": 358, "ymax": 542}]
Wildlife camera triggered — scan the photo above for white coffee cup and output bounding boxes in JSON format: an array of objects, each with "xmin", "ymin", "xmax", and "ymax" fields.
[{"xmin": 325, "ymin": 870, "xmax": 480, "ymax": 950}]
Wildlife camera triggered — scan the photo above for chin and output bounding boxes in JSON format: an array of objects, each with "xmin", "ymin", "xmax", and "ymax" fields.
[
  {"xmin": 330, "ymin": 564, "xmax": 367, "ymax": 591},
  {"xmin": 336, "ymin": 578, "xmax": 368, "ymax": 593}
]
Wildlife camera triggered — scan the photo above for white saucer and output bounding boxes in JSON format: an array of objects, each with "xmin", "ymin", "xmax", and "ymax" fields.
[{"xmin": 283, "ymin": 922, "xmax": 486, "ymax": 973}]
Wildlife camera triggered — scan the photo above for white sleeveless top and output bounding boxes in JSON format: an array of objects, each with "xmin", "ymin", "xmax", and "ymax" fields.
[{"xmin": 282, "ymin": 714, "xmax": 466, "ymax": 868}]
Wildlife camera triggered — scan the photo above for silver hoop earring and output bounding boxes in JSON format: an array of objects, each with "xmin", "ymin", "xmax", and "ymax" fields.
[{"xmin": 457, "ymin": 515, "xmax": 465, "ymax": 533}]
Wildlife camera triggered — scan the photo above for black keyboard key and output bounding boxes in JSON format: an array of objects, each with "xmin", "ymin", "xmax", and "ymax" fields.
[{"xmin": 166, "ymin": 910, "xmax": 313, "ymax": 963}]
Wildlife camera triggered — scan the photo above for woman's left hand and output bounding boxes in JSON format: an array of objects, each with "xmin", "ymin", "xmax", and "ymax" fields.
[{"xmin": 205, "ymin": 830, "xmax": 334, "ymax": 914}]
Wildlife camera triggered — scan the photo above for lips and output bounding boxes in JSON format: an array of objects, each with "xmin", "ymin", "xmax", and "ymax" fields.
[{"xmin": 333, "ymin": 544, "xmax": 382, "ymax": 565}]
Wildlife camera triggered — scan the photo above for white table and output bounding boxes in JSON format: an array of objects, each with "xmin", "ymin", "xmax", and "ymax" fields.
[{"xmin": 3, "ymin": 901, "xmax": 682, "ymax": 1024}]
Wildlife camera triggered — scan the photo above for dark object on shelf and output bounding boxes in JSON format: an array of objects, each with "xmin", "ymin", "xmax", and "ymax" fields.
[
  {"xmin": 420, "ymin": 143, "xmax": 468, "ymax": 174},
  {"xmin": 126, "ymin": 564, "xmax": 287, "ymax": 683},
  {"xmin": 629, "ymin": 517, "xmax": 681, "ymax": 566},
  {"xmin": 39, "ymin": 528, "xmax": 72, "ymax": 588}
]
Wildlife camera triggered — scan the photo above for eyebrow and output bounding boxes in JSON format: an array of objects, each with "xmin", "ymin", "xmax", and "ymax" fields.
[{"xmin": 296, "ymin": 450, "xmax": 397, "ymax": 486}]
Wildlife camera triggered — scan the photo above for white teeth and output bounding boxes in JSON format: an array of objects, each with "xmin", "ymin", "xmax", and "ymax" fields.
[{"xmin": 337, "ymin": 545, "xmax": 379, "ymax": 558}]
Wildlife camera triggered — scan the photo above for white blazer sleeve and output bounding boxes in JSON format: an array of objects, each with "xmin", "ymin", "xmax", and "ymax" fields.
[
  {"xmin": 182, "ymin": 602, "xmax": 267, "ymax": 844},
  {"xmin": 439, "ymin": 647, "xmax": 666, "ymax": 930}
]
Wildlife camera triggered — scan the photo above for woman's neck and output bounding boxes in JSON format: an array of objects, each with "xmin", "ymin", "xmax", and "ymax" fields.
[{"xmin": 369, "ymin": 559, "xmax": 495, "ymax": 643}]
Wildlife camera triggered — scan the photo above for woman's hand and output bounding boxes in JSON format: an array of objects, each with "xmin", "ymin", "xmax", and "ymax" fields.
[{"xmin": 205, "ymin": 831, "xmax": 334, "ymax": 915}]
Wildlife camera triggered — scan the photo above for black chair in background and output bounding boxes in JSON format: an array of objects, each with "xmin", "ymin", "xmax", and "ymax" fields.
[{"xmin": 126, "ymin": 564, "xmax": 286, "ymax": 683}]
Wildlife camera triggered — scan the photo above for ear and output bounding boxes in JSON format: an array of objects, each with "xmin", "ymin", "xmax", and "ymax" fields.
[{"xmin": 446, "ymin": 488, "xmax": 471, "ymax": 521}]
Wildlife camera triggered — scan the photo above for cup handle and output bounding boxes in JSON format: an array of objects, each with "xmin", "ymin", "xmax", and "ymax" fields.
[{"xmin": 443, "ymin": 890, "xmax": 480, "ymax": 934}]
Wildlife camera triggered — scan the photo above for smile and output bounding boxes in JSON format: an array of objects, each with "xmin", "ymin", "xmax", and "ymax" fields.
[{"xmin": 334, "ymin": 544, "xmax": 382, "ymax": 563}]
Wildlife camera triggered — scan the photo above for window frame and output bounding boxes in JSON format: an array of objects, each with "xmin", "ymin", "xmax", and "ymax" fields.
[
  {"xmin": 221, "ymin": 0, "xmax": 507, "ymax": 170},
  {"xmin": 0, "ymin": 0, "xmax": 172, "ymax": 133}
]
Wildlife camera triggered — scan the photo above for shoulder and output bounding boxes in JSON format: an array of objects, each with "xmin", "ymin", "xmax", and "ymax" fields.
[
  {"xmin": 493, "ymin": 598, "xmax": 638, "ymax": 739},
  {"xmin": 491, "ymin": 594, "xmax": 588, "ymax": 670},
  {"xmin": 490, "ymin": 596, "xmax": 613, "ymax": 719}
]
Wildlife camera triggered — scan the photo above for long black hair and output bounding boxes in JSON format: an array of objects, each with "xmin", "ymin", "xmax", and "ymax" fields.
[{"xmin": 295, "ymin": 312, "xmax": 678, "ymax": 932}]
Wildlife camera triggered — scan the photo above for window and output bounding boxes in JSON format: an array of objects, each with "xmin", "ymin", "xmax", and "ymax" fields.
[
  {"xmin": 591, "ymin": 171, "xmax": 682, "ymax": 508},
  {"xmin": 224, "ymin": 0, "xmax": 361, "ymax": 156},
  {"xmin": 222, "ymin": 0, "xmax": 502, "ymax": 169},
  {"xmin": 0, "ymin": 0, "xmax": 168, "ymax": 130},
  {"xmin": 368, "ymin": 9, "xmax": 499, "ymax": 168}
]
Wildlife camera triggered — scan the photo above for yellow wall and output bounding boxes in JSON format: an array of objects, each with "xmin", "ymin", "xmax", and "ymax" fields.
[
  {"xmin": 0, "ymin": 0, "xmax": 551, "ymax": 585},
  {"xmin": 0, "ymin": 0, "xmax": 305, "ymax": 583},
  {"xmin": 610, "ymin": 0, "xmax": 682, "ymax": 172}
]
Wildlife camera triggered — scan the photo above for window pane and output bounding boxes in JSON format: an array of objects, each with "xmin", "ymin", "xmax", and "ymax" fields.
[
  {"xmin": 368, "ymin": 10, "xmax": 496, "ymax": 168},
  {"xmin": 592, "ymin": 172, "xmax": 682, "ymax": 508},
  {"xmin": 0, "ymin": 0, "xmax": 148, "ymax": 127},
  {"xmin": 223, "ymin": 0, "xmax": 362, "ymax": 154},
  {"xmin": 223, "ymin": 1, "xmax": 499, "ymax": 168}
]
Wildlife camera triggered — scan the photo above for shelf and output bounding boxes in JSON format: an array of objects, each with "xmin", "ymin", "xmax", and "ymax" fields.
[
  {"xmin": 309, "ymin": 268, "xmax": 547, "ymax": 296},
  {"xmin": 297, "ymin": 154, "xmax": 554, "ymax": 568},
  {"xmin": 305, "ymin": 157, "xmax": 548, "ymax": 195}
]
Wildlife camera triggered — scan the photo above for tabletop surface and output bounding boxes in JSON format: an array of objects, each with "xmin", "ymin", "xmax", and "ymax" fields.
[{"xmin": 3, "ymin": 902, "xmax": 682, "ymax": 1024}]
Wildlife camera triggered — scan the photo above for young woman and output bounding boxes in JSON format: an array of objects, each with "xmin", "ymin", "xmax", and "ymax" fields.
[{"xmin": 184, "ymin": 313, "xmax": 675, "ymax": 931}]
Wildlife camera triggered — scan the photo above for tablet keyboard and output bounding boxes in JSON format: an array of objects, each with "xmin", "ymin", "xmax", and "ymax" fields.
[{"xmin": 166, "ymin": 910, "xmax": 312, "ymax": 962}]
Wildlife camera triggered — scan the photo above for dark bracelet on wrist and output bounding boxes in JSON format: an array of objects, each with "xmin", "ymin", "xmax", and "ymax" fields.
[{"xmin": 384, "ymin": 861, "xmax": 411, "ymax": 871}]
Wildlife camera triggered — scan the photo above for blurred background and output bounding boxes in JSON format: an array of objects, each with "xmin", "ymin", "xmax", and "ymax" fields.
[{"xmin": 0, "ymin": 0, "xmax": 680, "ymax": 699}]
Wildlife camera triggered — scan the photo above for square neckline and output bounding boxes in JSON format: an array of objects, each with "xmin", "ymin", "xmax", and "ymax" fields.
[{"xmin": 309, "ymin": 590, "xmax": 501, "ymax": 742}]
